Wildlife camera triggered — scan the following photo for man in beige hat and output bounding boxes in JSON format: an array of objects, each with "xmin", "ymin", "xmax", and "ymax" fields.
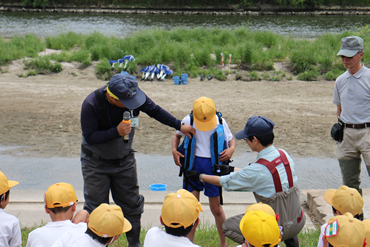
[{"xmin": 0, "ymin": 171, "xmax": 21, "ymax": 247}]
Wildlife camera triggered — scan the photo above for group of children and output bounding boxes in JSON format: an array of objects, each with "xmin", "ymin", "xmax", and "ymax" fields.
[{"xmin": 2, "ymin": 169, "xmax": 370, "ymax": 247}]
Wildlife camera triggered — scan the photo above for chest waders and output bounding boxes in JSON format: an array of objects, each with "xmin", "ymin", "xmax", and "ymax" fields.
[
  {"xmin": 178, "ymin": 112, "xmax": 228, "ymax": 204},
  {"xmin": 254, "ymin": 150, "xmax": 305, "ymax": 241}
]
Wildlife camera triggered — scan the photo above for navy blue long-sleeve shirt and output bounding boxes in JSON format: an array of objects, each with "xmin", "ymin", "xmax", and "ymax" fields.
[{"xmin": 81, "ymin": 86, "xmax": 181, "ymax": 145}]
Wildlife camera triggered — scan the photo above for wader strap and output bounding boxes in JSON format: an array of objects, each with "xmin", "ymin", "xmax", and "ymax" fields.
[
  {"xmin": 278, "ymin": 150, "xmax": 294, "ymax": 189},
  {"xmin": 94, "ymin": 89, "xmax": 109, "ymax": 131},
  {"xmin": 256, "ymin": 150, "xmax": 293, "ymax": 193}
]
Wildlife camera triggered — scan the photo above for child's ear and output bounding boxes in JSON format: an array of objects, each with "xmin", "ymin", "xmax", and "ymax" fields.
[{"xmin": 45, "ymin": 205, "xmax": 50, "ymax": 215}]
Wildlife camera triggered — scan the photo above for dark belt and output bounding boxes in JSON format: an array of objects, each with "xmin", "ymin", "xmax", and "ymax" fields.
[
  {"xmin": 344, "ymin": 123, "xmax": 370, "ymax": 129},
  {"xmin": 81, "ymin": 145, "xmax": 121, "ymax": 164}
]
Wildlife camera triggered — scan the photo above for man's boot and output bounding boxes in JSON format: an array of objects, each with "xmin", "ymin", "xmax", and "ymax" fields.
[
  {"xmin": 338, "ymin": 158, "xmax": 362, "ymax": 194},
  {"xmin": 126, "ymin": 225, "xmax": 142, "ymax": 247}
]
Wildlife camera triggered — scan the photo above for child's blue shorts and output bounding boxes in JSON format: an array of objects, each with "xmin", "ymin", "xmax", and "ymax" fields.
[{"xmin": 183, "ymin": 156, "xmax": 220, "ymax": 198}]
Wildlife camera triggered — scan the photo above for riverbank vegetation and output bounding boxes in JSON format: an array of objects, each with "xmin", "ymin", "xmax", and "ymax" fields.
[
  {"xmin": 21, "ymin": 223, "xmax": 320, "ymax": 246},
  {"xmin": 1, "ymin": 26, "xmax": 369, "ymax": 81}
]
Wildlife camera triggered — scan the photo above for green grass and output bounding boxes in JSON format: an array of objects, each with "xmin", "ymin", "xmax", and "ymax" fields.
[
  {"xmin": 20, "ymin": 223, "xmax": 320, "ymax": 247},
  {"xmin": 2, "ymin": 26, "xmax": 370, "ymax": 81}
]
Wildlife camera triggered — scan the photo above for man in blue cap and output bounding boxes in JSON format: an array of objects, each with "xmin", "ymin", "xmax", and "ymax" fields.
[
  {"xmin": 80, "ymin": 73, "xmax": 195, "ymax": 247},
  {"xmin": 333, "ymin": 35, "xmax": 370, "ymax": 201},
  {"xmin": 186, "ymin": 116, "xmax": 305, "ymax": 247}
]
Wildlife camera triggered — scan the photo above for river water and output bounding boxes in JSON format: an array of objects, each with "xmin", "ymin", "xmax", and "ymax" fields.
[{"xmin": 1, "ymin": 11, "xmax": 370, "ymax": 38}]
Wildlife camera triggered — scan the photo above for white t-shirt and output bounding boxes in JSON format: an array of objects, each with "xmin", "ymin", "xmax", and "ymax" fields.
[
  {"xmin": 144, "ymin": 227, "xmax": 200, "ymax": 247},
  {"xmin": 317, "ymin": 223, "xmax": 327, "ymax": 247},
  {"xmin": 51, "ymin": 231, "xmax": 104, "ymax": 247},
  {"xmin": 177, "ymin": 115, "xmax": 233, "ymax": 158},
  {"xmin": 0, "ymin": 208, "xmax": 21, "ymax": 247},
  {"xmin": 27, "ymin": 220, "xmax": 87, "ymax": 247}
]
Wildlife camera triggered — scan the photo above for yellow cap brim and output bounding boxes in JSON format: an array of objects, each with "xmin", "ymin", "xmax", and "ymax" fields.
[
  {"xmin": 122, "ymin": 217, "xmax": 132, "ymax": 233},
  {"xmin": 324, "ymin": 189, "xmax": 336, "ymax": 206},
  {"xmin": 8, "ymin": 180, "xmax": 19, "ymax": 189},
  {"xmin": 194, "ymin": 114, "xmax": 217, "ymax": 132}
]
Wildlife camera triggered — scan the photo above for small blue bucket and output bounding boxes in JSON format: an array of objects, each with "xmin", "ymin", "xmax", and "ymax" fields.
[
  {"xmin": 181, "ymin": 74, "xmax": 188, "ymax": 85},
  {"xmin": 149, "ymin": 184, "xmax": 167, "ymax": 191},
  {"xmin": 173, "ymin": 76, "xmax": 181, "ymax": 85}
]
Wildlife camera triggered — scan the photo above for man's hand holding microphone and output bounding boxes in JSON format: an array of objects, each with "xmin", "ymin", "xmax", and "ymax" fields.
[{"xmin": 118, "ymin": 111, "xmax": 131, "ymax": 142}]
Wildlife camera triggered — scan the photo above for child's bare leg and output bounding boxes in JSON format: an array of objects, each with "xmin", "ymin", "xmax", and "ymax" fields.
[
  {"xmin": 186, "ymin": 190, "xmax": 200, "ymax": 243},
  {"xmin": 209, "ymin": 196, "xmax": 227, "ymax": 247}
]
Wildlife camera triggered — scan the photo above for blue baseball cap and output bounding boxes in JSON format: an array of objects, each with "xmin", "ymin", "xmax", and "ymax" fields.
[
  {"xmin": 106, "ymin": 73, "xmax": 146, "ymax": 109},
  {"xmin": 235, "ymin": 116, "xmax": 275, "ymax": 140}
]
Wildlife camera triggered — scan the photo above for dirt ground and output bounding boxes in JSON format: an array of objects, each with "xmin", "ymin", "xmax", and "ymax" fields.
[{"xmin": 0, "ymin": 51, "xmax": 339, "ymax": 159}]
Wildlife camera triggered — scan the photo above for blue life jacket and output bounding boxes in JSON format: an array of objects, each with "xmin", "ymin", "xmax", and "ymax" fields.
[{"xmin": 181, "ymin": 112, "xmax": 227, "ymax": 171}]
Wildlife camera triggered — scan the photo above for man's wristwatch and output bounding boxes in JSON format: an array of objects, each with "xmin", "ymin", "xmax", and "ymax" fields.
[
  {"xmin": 181, "ymin": 121, "xmax": 185, "ymax": 126},
  {"xmin": 199, "ymin": 174, "xmax": 205, "ymax": 183}
]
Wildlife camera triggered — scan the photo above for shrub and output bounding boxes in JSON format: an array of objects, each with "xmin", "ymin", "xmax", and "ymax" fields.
[{"xmin": 297, "ymin": 70, "xmax": 318, "ymax": 81}]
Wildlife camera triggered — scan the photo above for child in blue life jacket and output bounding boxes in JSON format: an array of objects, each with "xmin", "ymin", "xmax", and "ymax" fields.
[{"xmin": 172, "ymin": 96, "xmax": 236, "ymax": 247}]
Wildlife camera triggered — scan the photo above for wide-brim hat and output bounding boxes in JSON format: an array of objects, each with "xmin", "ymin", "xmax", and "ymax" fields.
[{"xmin": 106, "ymin": 73, "xmax": 146, "ymax": 109}]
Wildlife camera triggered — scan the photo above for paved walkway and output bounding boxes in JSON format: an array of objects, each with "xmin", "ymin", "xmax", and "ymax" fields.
[{"xmin": 5, "ymin": 190, "xmax": 316, "ymax": 232}]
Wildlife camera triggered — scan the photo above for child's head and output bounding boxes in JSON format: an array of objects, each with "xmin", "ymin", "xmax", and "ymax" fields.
[
  {"xmin": 324, "ymin": 185, "xmax": 363, "ymax": 218},
  {"xmin": 324, "ymin": 212, "xmax": 365, "ymax": 247},
  {"xmin": 240, "ymin": 210, "xmax": 281, "ymax": 247},
  {"xmin": 192, "ymin": 97, "xmax": 217, "ymax": 131},
  {"xmin": 86, "ymin": 203, "xmax": 132, "ymax": 245},
  {"xmin": 44, "ymin": 182, "xmax": 78, "ymax": 219},
  {"xmin": 245, "ymin": 202, "xmax": 277, "ymax": 219},
  {"xmin": 160, "ymin": 189, "xmax": 203, "ymax": 237},
  {"xmin": 0, "ymin": 171, "xmax": 19, "ymax": 209}
]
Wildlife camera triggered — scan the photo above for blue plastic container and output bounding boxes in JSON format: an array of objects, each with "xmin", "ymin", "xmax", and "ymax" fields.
[
  {"xmin": 173, "ymin": 76, "xmax": 181, "ymax": 85},
  {"xmin": 149, "ymin": 184, "xmax": 167, "ymax": 191},
  {"xmin": 181, "ymin": 73, "xmax": 188, "ymax": 85}
]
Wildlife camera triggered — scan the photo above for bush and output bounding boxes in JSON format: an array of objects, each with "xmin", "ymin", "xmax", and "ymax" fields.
[
  {"xmin": 297, "ymin": 70, "xmax": 318, "ymax": 81},
  {"xmin": 23, "ymin": 56, "xmax": 62, "ymax": 75}
]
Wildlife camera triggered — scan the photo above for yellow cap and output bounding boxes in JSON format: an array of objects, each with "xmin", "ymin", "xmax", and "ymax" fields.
[
  {"xmin": 161, "ymin": 189, "xmax": 203, "ymax": 228},
  {"xmin": 324, "ymin": 185, "xmax": 364, "ymax": 216},
  {"xmin": 192, "ymin": 97, "xmax": 217, "ymax": 132},
  {"xmin": 89, "ymin": 203, "xmax": 132, "ymax": 238},
  {"xmin": 0, "ymin": 171, "xmax": 18, "ymax": 195},
  {"xmin": 245, "ymin": 202, "xmax": 276, "ymax": 218},
  {"xmin": 240, "ymin": 210, "xmax": 281, "ymax": 247},
  {"xmin": 325, "ymin": 212, "xmax": 365, "ymax": 247},
  {"xmin": 363, "ymin": 219, "xmax": 370, "ymax": 245},
  {"xmin": 45, "ymin": 182, "xmax": 78, "ymax": 208}
]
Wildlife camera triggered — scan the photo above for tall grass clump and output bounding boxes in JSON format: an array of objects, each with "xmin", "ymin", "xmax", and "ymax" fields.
[
  {"xmin": 23, "ymin": 56, "xmax": 62, "ymax": 74},
  {"xmin": 45, "ymin": 32, "xmax": 84, "ymax": 50},
  {"xmin": 0, "ymin": 35, "xmax": 44, "ymax": 66}
]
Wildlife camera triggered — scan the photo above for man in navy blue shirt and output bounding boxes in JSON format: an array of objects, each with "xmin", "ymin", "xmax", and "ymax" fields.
[{"xmin": 80, "ymin": 73, "xmax": 195, "ymax": 247}]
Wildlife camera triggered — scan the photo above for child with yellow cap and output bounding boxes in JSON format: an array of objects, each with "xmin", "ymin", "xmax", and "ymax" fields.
[
  {"xmin": 172, "ymin": 97, "xmax": 236, "ymax": 246},
  {"xmin": 323, "ymin": 212, "xmax": 365, "ymax": 247},
  {"xmin": 239, "ymin": 210, "xmax": 281, "ymax": 247},
  {"xmin": 0, "ymin": 171, "xmax": 21, "ymax": 247},
  {"xmin": 52, "ymin": 203, "xmax": 131, "ymax": 246},
  {"xmin": 144, "ymin": 189, "xmax": 203, "ymax": 247},
  {"xmin": 27, "ymin": 182, "xmax": 90, "ymax": 247},
  {"xmin": 317, "ymin": 185, "xmax": 364, "ymax": 247}
]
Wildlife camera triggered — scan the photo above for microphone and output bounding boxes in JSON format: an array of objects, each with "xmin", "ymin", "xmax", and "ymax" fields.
[{"xmin": 122, "ymin": 111, "xmax": 131, "ymax": 143}]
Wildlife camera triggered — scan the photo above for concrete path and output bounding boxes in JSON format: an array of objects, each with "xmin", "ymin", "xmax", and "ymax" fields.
[{"xmin": 6, "ymin": 190, "xmax": 316, "ymax": 232}]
